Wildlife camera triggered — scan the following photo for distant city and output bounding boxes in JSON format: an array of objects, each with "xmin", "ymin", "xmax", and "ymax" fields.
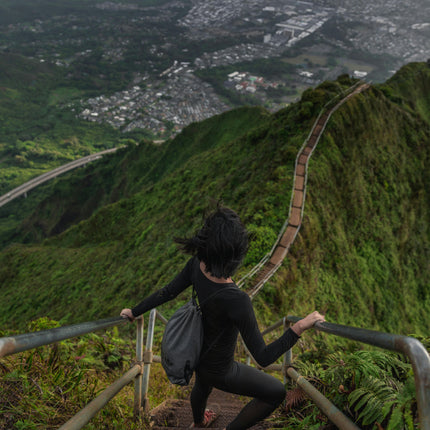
[{"xmin": 1, "ymin": 0, "xmax": 428, "ymax": 138}]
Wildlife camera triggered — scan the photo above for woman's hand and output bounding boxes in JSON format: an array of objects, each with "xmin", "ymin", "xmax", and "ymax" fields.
[
  {"xmin": 291, "ymin": 311, "xmax": 325, "ymax": 336},
  {"xmin": 120, "ymin": 308, "xmax": 135, "ymax": 322}
]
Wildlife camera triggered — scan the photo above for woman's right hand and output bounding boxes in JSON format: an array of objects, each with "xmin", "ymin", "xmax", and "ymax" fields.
[
  {"xmin": 291, "ymin": 311, "xmax": 325, "ymax": 336},
  {"xmin": 120, "ymin": 308, "xmax": 135, "ymax": 322}
]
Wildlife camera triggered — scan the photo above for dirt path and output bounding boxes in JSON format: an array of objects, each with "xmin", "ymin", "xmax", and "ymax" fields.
[{"xmin": 150, "ymin": 388, "xmax": 272, "ymax": 429}]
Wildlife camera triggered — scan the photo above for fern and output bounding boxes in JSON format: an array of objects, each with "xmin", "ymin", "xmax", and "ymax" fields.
[
  {"xmin": 401, "ymin": 408, "xmax": 414, "ymax": 430},
  {"xmin": 387, "ymin": 408, "xmax": 406, "ymax": 430},
  {"xmin": 386, "ymin": 375, "xmax": 417, "ymax": 430},
  {"xmin": 322, "ymin": 349, "xmax": 409, "ymax": 389},
  {"xmin": 349, "ymin": 376, "xmax": 395, "ymax": 424},
  {"xmin": 285, "ymin": 387, "xmax": 307, "ymax": 412},
  {"xmin": 349, "ymin": 373, "xmax": 417, "ymax": 429}
]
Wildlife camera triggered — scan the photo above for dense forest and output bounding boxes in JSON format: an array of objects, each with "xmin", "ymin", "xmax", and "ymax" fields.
[{"xmin": 0, "ymin": 62, "xmax": 429, "ymax": 429}]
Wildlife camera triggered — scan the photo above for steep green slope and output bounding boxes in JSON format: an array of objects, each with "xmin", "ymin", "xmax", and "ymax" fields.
[
  {"xmin": 0, "ymin": 64, "xmax": 429, "ymax": 339},
  {"xmin": 0, "ymin": 52, "xmax": 148, "ymax": 195},
  {"xmin": 0, "ymin": 118, "xmax": 311, "ymax": 326},
  {"xmin": 0, "ymin": 106, "xmax": 269, "ymax": 246},
  {"xmin": 255, "ymin": 62, "xmax": 430, "ymax": 335},
  {"xmin": 0, "ymin": 75, "xmax": 345, "ymax": 328},
  {"xmin": 0, "ymin": 52, "xmax": 149, "ymax": 245},
  {"xmin": 381, "ymin": 61, "xmax": 430, "ymax": 125}
]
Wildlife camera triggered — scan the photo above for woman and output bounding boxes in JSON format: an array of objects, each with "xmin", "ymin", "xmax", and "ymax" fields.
[{"xmin": 121, "ymin": 206, "xmax": 325, "ymax": 429}]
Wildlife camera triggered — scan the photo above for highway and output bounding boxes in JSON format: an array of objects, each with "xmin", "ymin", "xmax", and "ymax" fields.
[{"xmin": 0, "ymin": 147, "xmax": 119, "ymax": 209}]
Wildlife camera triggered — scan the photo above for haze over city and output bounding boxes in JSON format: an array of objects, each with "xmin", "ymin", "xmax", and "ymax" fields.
[
  {"xmin": 1, "ymin": 0, "xmax": 429, "ymax": 137},
  {"xmin": 0, "ymin": 2, "xmax": 430, "ymax": 429}
]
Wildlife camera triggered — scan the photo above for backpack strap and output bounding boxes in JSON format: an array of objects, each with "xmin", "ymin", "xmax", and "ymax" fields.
[
  {"xmin": 193, "ymin": 284, "xmax": 236, "ymax": 310},
  {"xmin": 192, "ymin": 285, "xmax": 236, "ymax": 361}
]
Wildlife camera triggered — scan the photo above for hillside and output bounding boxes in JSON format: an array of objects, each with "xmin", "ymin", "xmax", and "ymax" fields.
[
  {"xmin": 263, "ymin": 62, "xmax": 430, "ymax": 334},
  {"xmin": 0, "ymin": 63, "xmax": 429, "ymax": 339},
  {"xmin": 0, "ymin": 106, "xmax": 269, "ymax": 246},
  {"xmin": 0, "ymin": 52, "xmax": 149, "ymax": 194},
  {"xmin": 0, "ymin": 52, "xmax": 151, "ymax": 245}
]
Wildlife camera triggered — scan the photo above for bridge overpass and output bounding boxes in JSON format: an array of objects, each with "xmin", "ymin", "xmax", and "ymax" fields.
[{"xmin": 0, "ymin": 147, "xmax": 119, "ymax": 209}]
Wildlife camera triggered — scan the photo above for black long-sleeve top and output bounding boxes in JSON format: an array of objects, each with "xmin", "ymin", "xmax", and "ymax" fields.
[{"xmin": 132, "ymin": 257, "xmax": 299, "ymax": 373}]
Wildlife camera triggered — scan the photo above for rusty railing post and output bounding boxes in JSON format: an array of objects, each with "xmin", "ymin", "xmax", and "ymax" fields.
[
  {"xmin": 134, "ymin": 316, "xmax": 144, "ymax": 419},
  {"xmin": 287, "ymin": 367, "xmax": 360, "ymax": 430},
  {"xmin": 246, "ymin": 354, "xmax": 251, "ymax": 366},
  {"xmin": 283, "ymin": 317, "xmax": 292, "ymax": 384},
  {"xmin": 142, "ymin": 309, "xmax": 156, "ymax": 413},
  {"xmin": 287, "ymin": 316, "xmax": 430, "ymax": 430},
  {"xmin": 59, "ymin": 365, "xmax": 141, "ymax": 430}
]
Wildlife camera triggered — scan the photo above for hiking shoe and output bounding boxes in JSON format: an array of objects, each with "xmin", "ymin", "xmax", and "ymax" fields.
[{"xmin": 189, "ymin": 404, "xmax": 220, "ymax": 428}]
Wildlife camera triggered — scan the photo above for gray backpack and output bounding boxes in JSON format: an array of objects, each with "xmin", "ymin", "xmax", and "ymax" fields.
[{"xmin": 161, "ymin": 287, "xmax": 230, "ymax": 385}]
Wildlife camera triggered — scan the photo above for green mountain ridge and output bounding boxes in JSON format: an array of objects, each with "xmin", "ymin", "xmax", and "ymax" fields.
[
  {"xmin": 0, "ymin": 52, "xmax": 149, "ymax": 195},
  {"xmin": 0, "ymin": 63, "xmax": 429, "ymax": 340},
  {"xmin": 0, "ymin": 106, "xmax": 268, "ymax": 245}
]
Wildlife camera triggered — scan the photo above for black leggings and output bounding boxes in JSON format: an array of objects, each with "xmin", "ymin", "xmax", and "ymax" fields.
[{"xmin": 191, "ymin": 362, "xmax": 286, "ymax": 430}]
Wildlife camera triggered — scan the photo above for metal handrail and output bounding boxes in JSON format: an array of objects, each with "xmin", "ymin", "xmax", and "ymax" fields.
[
  {"xmin": 59, "ymin": 364, "xmax": 142, "ymax": 430},
  {"xmin": 57, "ymin": 309, "xmax": 165, "ymax": 429},
  {"xmin": 241, "ymin": 315, "xmax": 430, "ymax": 428},
  {"xmin": 241, "ymin": 316, "xmax": 360, "ymax": 429},
  {"xmin": 286, "ymin": 316, "xmax": 430, "ymax": 429},
  {"xmin": 0, "ymin": 315, "xmax": 146, "ymax": 429},
  {"xmin": 0, "ymin": 316, "xmax": 127, "ymax": 358},
  {"xmin": 2, "ymin": 310, "xmax": 429, "ymax": 428}
]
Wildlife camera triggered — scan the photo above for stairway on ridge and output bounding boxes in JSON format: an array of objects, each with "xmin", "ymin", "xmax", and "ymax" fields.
[
  {"xmin": 150, "ymin": 83, "xmax": 372, "ymax": 430},
  {"xmin": 150, "ymin": 388, "xmax": 272, "ymax": 429}
]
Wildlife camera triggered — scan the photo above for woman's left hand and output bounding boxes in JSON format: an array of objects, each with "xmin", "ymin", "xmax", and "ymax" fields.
[{"xmin": 120, "ymin": 308, "xmax": 135, "ymax": 322}]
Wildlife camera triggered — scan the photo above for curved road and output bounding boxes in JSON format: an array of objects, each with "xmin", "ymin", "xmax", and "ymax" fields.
[{"xmin": 0, "ymin": 147, "xmax": 119, "ymax": 209}]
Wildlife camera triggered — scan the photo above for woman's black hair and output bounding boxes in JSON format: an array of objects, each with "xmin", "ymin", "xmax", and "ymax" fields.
[{"xmin": 175, "ymin": 207, "xmax": 248, "ymax": 278}]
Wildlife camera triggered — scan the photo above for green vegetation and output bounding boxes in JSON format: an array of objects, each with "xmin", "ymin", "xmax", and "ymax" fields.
[
  {"xmin": 0, "ymin": 317, "xmax": 188, "ymax": 429},
  {"xmin": 0, "ymin": 62, "xmax": 429, "ymax": 429},
  {"xmin": 0, "ymin": 106, "xmax": 269, "ymax": 246},
  {"xmin": 2, "ymin": 316, "xmax": 426, "ymax": 429},
  {"xmin": 381, "ymin": 62, "xmax": 430, "ymax": 125},
  {"xmin": 0, "ymin": 0, "xmax": 173, "ymax": 25},
  {"xmin": 0, "ymin": 52, "xmax": 148, "ymax": 196},
  {"xmin": 0, "ymin": 99, "xmax": 315, "ymax": 325},
  {"xmin": 252, "ymin": 63, "xmax": 430, "ymax": 336},
  {"xmin": 278, "ymin": 344, "xmax": 422, "ymax": 429}
]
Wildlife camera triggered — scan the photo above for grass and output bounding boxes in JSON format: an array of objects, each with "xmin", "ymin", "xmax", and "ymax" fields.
[
  {"xmin": 47, "ymin": 87, "xmax": 85, "ymax": 106},
  {"xmin": 0, "ymin": 65, "xmax": 428, "ymax": 338},
  {"xmin": 339, "ymin": 59, "xmax": 375, "ymax": 73},
  {"xmin": 282, "ymin": 54, "xmax": 329, "ymax": 66},
  {"xmin": 0, "ymin": 62, "xmax": 429, "ymax": 430}
]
